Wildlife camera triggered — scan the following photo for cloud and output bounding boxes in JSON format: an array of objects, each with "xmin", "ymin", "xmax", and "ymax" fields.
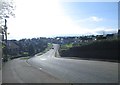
[
  {"xmin": 77, "ymin": 16, "xmax": 103, "ymax": 23},
  {"xmin": 89, "ymin": 27, "xmax": 118, "ymax": 35},
  {"xmin": 90, "ymin": 16, "xmax": 103, "ymax": 22}
]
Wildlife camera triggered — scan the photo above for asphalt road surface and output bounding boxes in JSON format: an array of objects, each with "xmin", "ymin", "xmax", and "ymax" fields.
[
  {"xmin": 0, "ymin": 70, "xmax": 1, "ymax": 84},
  {"xmin": 3, "ymin": 44, "xmax": 118, "ymax": 83},
  {"xmin": 0, "ymin": 43, "xmax": 2, "ymax": 84}
]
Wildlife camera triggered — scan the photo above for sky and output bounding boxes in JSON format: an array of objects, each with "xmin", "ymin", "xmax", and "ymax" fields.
[{"xmin": 6, "ymin": 0, "xmax": 118, "ymax": 40}]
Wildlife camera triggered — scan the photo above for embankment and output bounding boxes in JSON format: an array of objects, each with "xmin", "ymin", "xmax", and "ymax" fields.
[{"xmin": 59, "ymin": 39, "xmax": 119, "ymax": 62}]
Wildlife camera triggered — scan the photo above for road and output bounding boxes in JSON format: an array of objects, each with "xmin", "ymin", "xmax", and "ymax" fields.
[
  {"xmin": 3, "ymin": 44, "xmax": 118, "ymax": 83},
  {"xmin": 0, "ymin": 70, "xmax": 1, "ymax": 84},
  {"xmin": 2, "ymin": 58, "xmax": 64, "ymax": 83},
  {"xmin": 0, "ymin": 43, "xmax": 2, "ymax": 84}
]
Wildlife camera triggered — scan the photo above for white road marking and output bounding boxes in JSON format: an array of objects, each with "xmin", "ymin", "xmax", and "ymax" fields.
[
  {"xmin": 39, "ymin": 68, "xmax": 42, "ymax": 70},
  {"xmin": 40, "ymin": 58, "xmax": 47, "ymax": 60}
]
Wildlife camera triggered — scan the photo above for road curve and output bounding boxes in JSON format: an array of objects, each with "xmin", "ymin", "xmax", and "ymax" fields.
[
  {"xmin": 27, "ymin": 44, "xmax": 118, "ymax": 83},
  {"xmin": 2, "ymin": 44, "xmax": 118, "ymax": 83},
  {"xmin": 2, "ymin": 58, "xmax": 64, "ymax": 83}
]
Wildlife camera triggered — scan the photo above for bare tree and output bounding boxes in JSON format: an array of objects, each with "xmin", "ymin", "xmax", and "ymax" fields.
[
  {"xmin": 0, "ymin": 0, "xmax": 15, "ymax": 29},
  {"xmin": 0, "ymin": 0, "xmax": 15, "ymax": 19},
  {"xmin": 0, "ymin": 0, "xmax": 15, "ymax": 37},
  {"xmin": 0, "ymin": 0, "xmax": 15, "ymax": 61}
]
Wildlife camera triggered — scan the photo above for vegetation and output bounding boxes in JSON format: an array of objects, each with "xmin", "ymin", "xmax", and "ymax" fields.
[
  {"xmin": 0, "ymin": 0, "xmax": 15, "ymax": 19},
  {"xmin": 60, "ymin": 43, "xmax": 73, "ymax": 50},
  {"xmin": 35, "ymin": 43, "xmax": 53, "ymax": 56},
  {"xmin": 59, "ymin": 39, "xmax": 119, "ymax": 62},
  {"xmin": 2, "ymin": 31, "xmax": 120, "ymax": 62},
  {"xmin": 20, "ymin": 57, "xmax": 30, "ymax": 60},
  {"xmin": 2, "ymin": 38, "xmax": 48, "ymax": 60},
  {"xmin": 60, "ymin": 41, "xmax": 94, "ymax": 50},
  {"xmin": 0, "ymin": 0, "xmax": 16, "ymax": 61}
]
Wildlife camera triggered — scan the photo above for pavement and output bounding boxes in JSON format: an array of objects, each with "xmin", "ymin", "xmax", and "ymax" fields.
[
  {"xmin": 2, "ymin": 44, "xmax": 119, "ymax": 83},
  {"xmin": 0, "ymin": 70, "xmax": 1, "ymax": 84}
]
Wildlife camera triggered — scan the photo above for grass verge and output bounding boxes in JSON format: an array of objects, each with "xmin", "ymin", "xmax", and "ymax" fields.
[
  {"xmin": 20, "ymin": 57, "xmax": 30, "ymax": 60},
  {"xmin": 35, "ymin": 43, "xmax": 53, "ymax": 56}
]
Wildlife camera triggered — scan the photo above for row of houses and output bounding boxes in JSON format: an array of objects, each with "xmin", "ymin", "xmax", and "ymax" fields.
[{"xmin": 52, "ymin": 33, "xmax": 118, "ymax": 44}]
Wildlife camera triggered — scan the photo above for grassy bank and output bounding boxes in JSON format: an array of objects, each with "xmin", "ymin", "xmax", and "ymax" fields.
[
  {"xmin": 10, "ymin": 43, "xmax": 53, "ymax": 60},
  {"xmin": 35, "ymin": 43, "xmax": 53, "ymax": 56},
  {"xmin": 59, "ymin": 39, "xmax": 119, "ymax": 62}
]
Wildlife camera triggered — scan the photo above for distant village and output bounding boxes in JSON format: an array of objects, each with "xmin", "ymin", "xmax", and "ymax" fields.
[{"xmin": 2, "ymin": 29, "xmax": 120, "ymax": 60}]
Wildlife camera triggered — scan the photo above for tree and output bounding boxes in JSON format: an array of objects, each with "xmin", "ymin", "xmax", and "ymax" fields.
[
  {"xmin": 0, "ymin": 0, "xmax": 15, "ymax": 61},
  {"xmin": 0, "ymin": 0, "xmax": 16, "ymax": 31},
  {"xmin": 0, "ymin": 0, "xmax": 15, "ymax": 18},
  {"xmin": 0, "ymin": 0, "xmax": 15, "ymax": 41},
  {"xmin": 28, "ymin": 44, "xmax": 35, "ymax": 56}
]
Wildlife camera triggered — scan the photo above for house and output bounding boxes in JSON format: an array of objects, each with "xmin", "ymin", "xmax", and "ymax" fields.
[
  {"xmin": 106, "ymin": 34, "xmax": 114, "ymax": 40},
  {"xmin": 80, "ymin": 36, "xmax": 93, "ymax": 42},
  {"xmin": 96, "ymin": 35, "xmax": 106, "ymax": 40}
]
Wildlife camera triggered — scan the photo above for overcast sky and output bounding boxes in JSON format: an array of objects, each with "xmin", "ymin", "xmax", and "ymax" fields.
[{"xmin": 6, "ymin": 0, "xmax": 118, "ymax": 40}]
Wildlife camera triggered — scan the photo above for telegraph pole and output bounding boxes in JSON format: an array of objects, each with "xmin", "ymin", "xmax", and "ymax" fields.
[
  {"xmin": 5, "ymin": 19, "xmax": 8, "ymax": 61},
  {"xmin": 2, "ymin": 19, "xmax": 8, "ymax": 62},
  {"xmin": 4, "ymin": 19, "xmax": 7, "ymax": 45}
]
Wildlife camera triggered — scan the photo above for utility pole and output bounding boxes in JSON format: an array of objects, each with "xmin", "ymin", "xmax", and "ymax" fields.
[
  {"xmin": 5, "ymin": 19, "xmax": 8, "ymax": 61},
  {"xmin": 2, "ymin": 19, "xmax": 8, "ymax": 62},
  {"xmin": 4, "ymin": 19, "xmax": 7, "ymax": 45}
]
